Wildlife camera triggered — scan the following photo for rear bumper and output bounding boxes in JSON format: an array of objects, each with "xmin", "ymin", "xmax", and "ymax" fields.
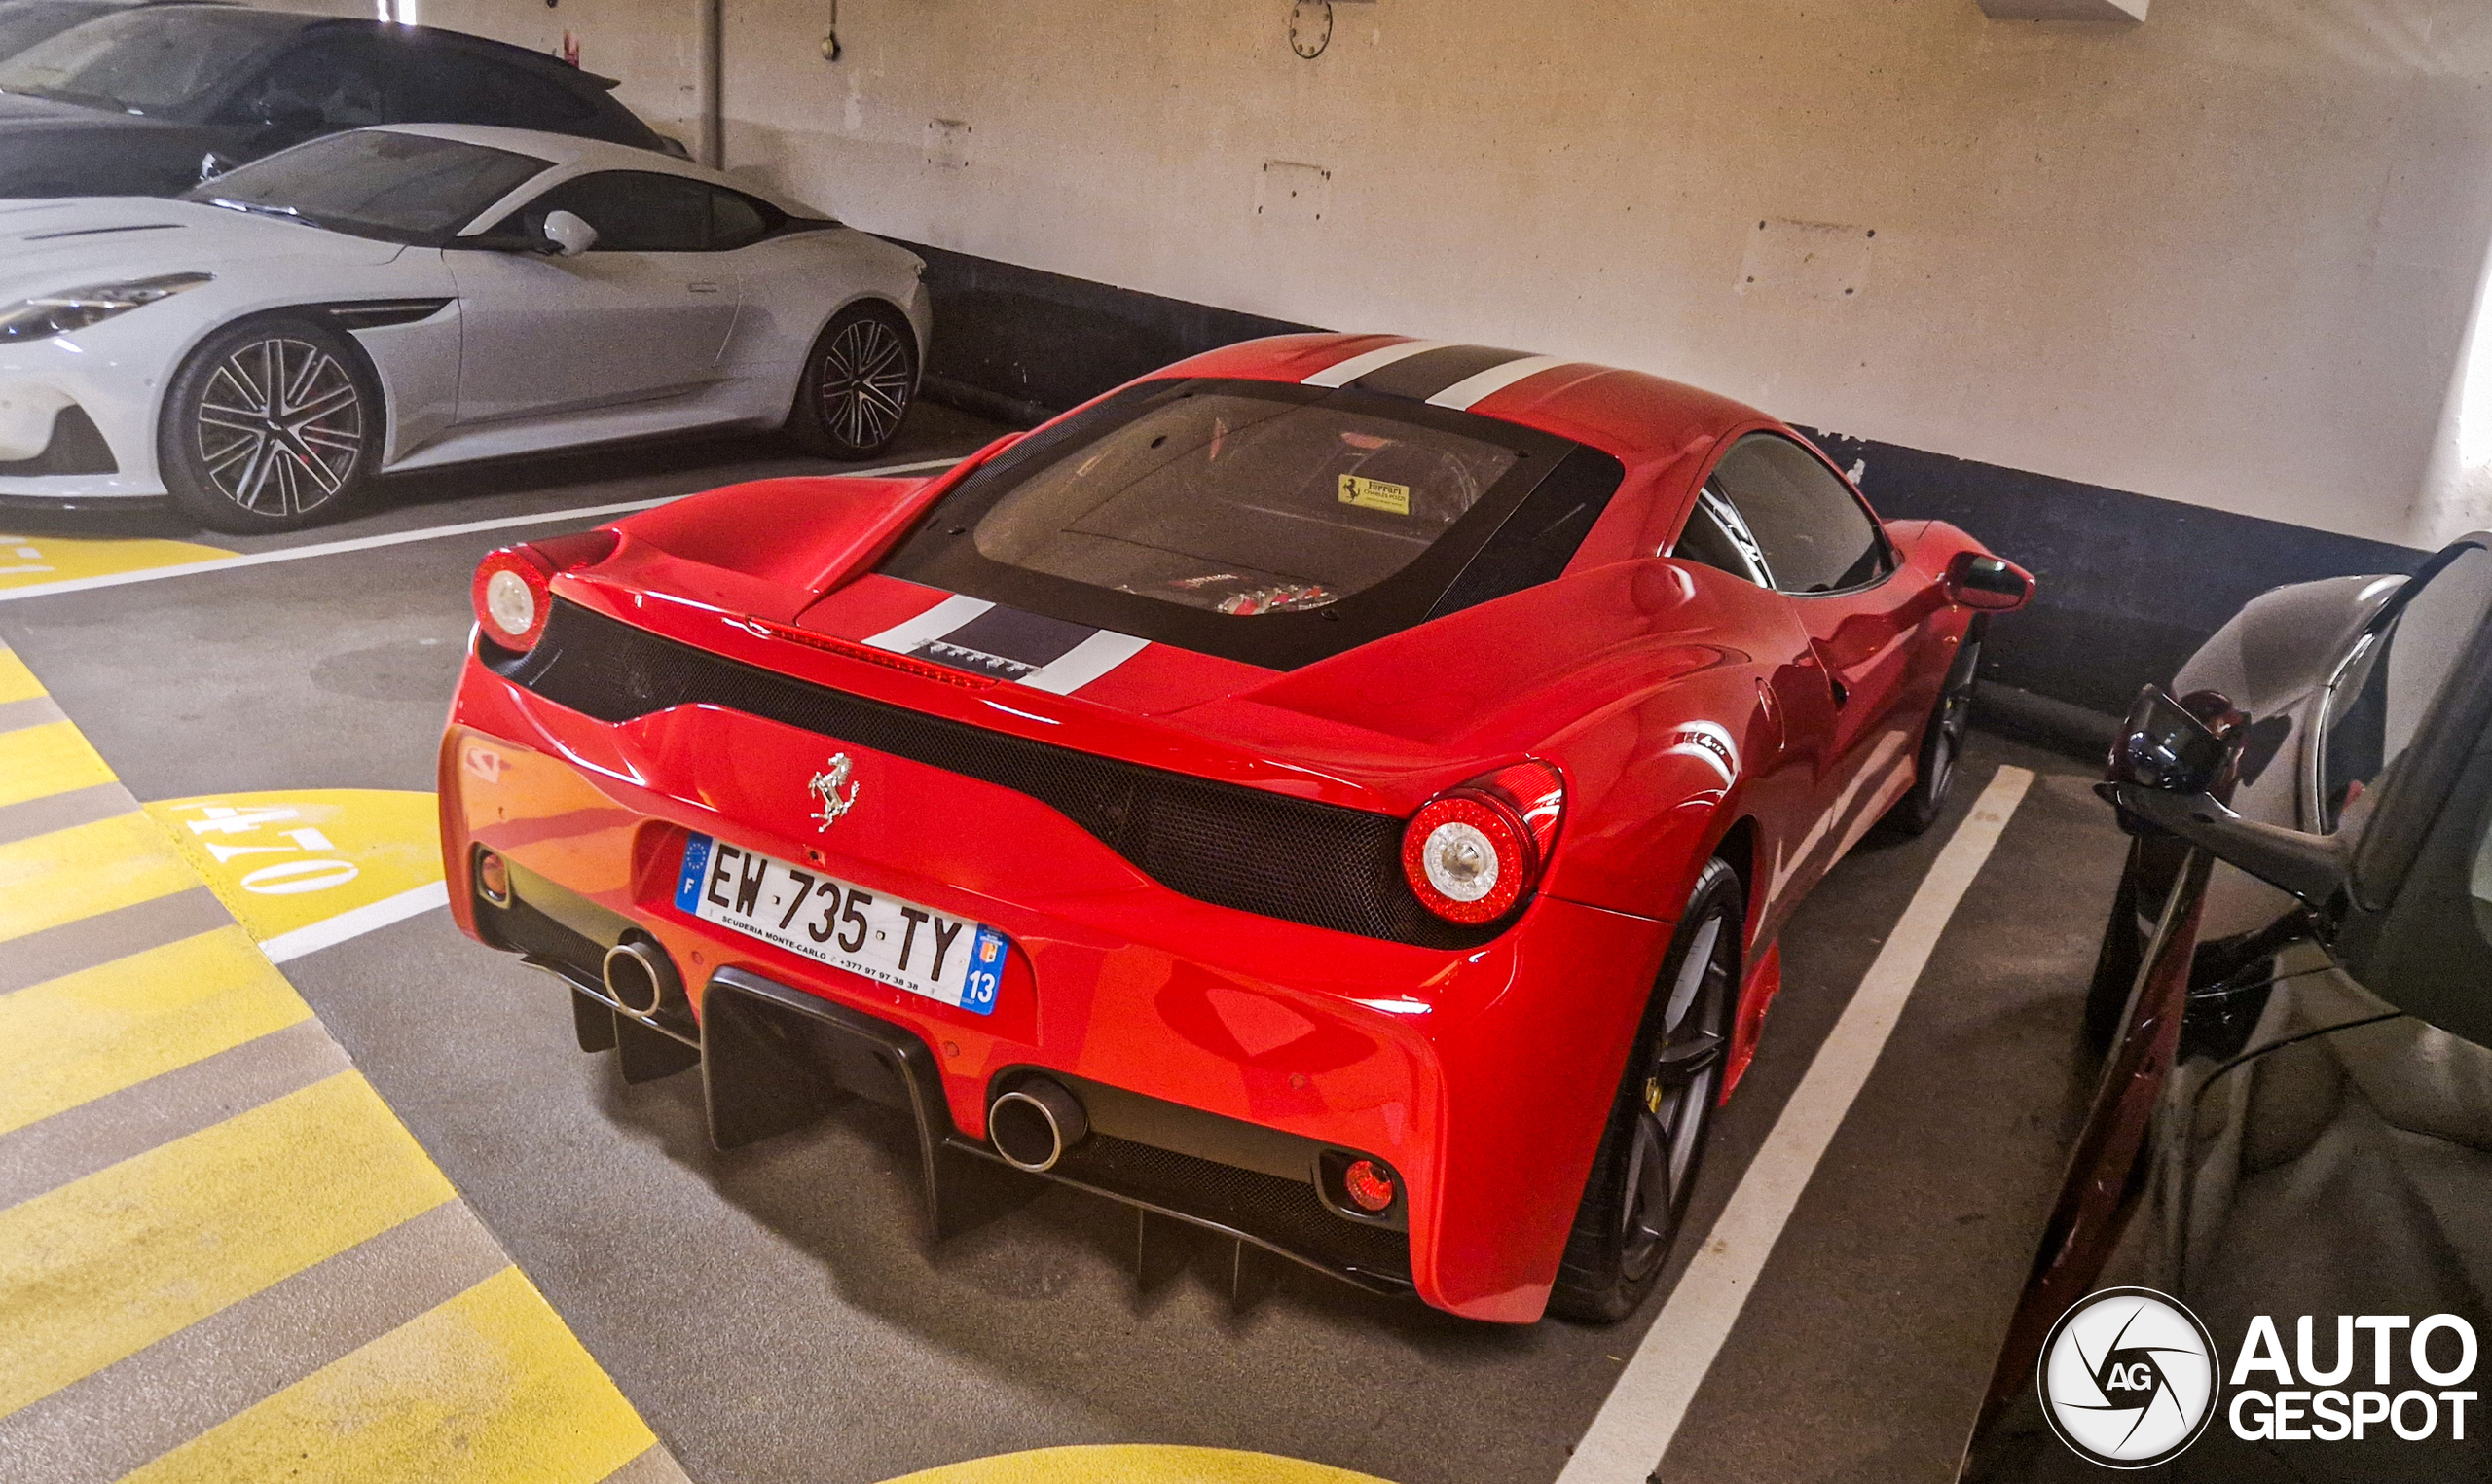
[{"xmin": 442, "ymin": 649, "xmax": 1674, "ymax": 1321}]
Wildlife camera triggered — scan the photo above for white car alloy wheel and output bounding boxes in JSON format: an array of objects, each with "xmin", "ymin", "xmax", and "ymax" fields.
[
  {"xmin": 792, "ymin": 305, "xmax": 918, "ymax": 459},
  {"xmin": 818, "ymin": 314, "xmax": 913, "ymax": 450},
  {"xmin": 195, "ymin": 335, "xmax": 366, "ymax": 518}
]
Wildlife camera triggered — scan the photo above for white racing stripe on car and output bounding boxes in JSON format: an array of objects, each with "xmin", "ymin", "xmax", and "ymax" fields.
[
  {"xmin": 0, "ymin": 456, "xmax": 966, "ymax": 604},
  {"xmin": 861, "ymin": 593, "xmax": 997, "ymax": 654},
  {"xmin": 1017, "ymin": 631, "xmax": 1151, "ymax": 694},
  {"xmin": 1301, "ymin": 339, "xmax": 1451, "ymax": 388},
  {"xmin": 1558, "ymin": 764, "xmax": 2036, "ymax": 1484},
  {"xmin": 1425, "ymin": 353, "xmax": 1569, "ymax": 411}
]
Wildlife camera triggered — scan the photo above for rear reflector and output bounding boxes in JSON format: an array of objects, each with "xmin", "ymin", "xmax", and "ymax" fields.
[{"xmin": 1342, "ymin": 1158, "xmax": 1397, "ymax": 1213}]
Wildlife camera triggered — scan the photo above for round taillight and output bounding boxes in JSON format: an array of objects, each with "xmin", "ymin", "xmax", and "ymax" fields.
[
  {"xmin": 1400, "ymin": 759, "xmax": 1564, "ymax": 925},
  {"xmin": 468, "ymin": 531, "xmax": 618, "ymax": 654},
  {"xmin": 1404, "ymin": 797, "xmax": 1527, "ymax": 923},
  {"xmin": 1342, "ymin": 1158, "xmax": 1397, "ymax": 1213},
  {"xmin": 472, "ymin": 547, "xmax": 555, "ymax": 651}
]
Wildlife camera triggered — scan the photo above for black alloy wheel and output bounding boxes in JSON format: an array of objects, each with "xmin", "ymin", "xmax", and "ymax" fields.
[
  {"xmin": 159, "ymin": 316, "xmax": 375, "ymax": 533},
  {"xmin": 1550, "ymin": 857, "xmax": 1744, "ymax": 1322},
  {"xmin": 1887, "ymin": 620, "xmax": 1987, "ymax": 836},
  {"xmin": 788, "ymin": 303, "xmax": 918, "ymax": 459}
]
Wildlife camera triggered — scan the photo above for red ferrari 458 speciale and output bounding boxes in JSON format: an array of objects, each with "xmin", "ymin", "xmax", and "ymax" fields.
[{"xmin": 438, "ymin": 333, "xmax": 2033, "ymax": 1322}]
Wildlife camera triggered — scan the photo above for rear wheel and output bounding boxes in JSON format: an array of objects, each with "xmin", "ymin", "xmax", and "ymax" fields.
[
  {"xmin": 1549, "ymin": 858, "xmax": 1743, "ymax": 1323},
  {"xmin": 159, "ymin": 316, "xmax": 376, "ymax": 534},
  {"xmin": 786, "ymin": 302, "xmax": 918, "ymax": 460},
  {"xmin": 1886, "ymin": 620, "xmax": 1986, "ymax": 836}
]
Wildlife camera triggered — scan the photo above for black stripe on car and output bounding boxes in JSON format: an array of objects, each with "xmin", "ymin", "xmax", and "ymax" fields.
[
  {"xmin": 486, "ymin": 598, "xmax": 1512, "ymax": 949},
  {"xmin": 913, "ymin": 604, "xmax": 1099, "ymax": 680},
  {"xmin": 1340, "ymin": 344, "xmax": 1537, "ymax": 401}
]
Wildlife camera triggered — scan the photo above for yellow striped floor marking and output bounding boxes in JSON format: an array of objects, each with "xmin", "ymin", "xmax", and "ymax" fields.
[
  {"xmin": 0, "ymin": 717, "xmax": 117, "ymax": 809},
  {"xmin": 0, "ymin": 638, "xmax": 681, "ymax": 1481},
  {"xmin": 0, "ymin": 925, "xmax": 310, "ymax": 1138},
  {"xmin": 883, "ymin": 1448, "xmax": 1395, "ymax": 1484},
  {"xmin": 0, "ymin": 645, "xmax": 41, "ymax": 704},
  {"xmin": 120, "ymin": 1266, "xmax": 656, "ymax": 1484},
  {"xmin": 0, "ymin": 810, "xmax": 199, "ymax": 944},
  {"xmin": 0, "ymin": 1071, "xmax": 457, "ymax": 1418}
]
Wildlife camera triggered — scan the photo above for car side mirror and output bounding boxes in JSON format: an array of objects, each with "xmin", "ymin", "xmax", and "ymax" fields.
[
  {"xmin": 2098, "ymin": 684, "xmax": 2355, "ymax": 910},
  {"xmin": 1943, "ymin": 551, "xmax": 2033, "ymax": 612},
  {"xmin": 540, "ymin": 209, "xmax": 598, "ymax": 258},
  {"xmin": 2107, "ymin": 685, "xmax": 2237, "ymax": 795}
]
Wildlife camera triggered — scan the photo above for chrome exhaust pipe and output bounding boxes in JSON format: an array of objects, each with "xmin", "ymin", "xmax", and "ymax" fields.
[
  {"xmin": 988, "ymin": 1078, "xmax": 1088, "ymax": 1173},
  {"xmin": 602, "ymin": 937, "xmax": 682, "ymax": 1019}
]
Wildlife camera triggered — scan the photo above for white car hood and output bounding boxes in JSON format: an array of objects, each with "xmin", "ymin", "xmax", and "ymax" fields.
[{"xmin": 0, "ymin": 198, "xmax": 405, "ymax": 301}]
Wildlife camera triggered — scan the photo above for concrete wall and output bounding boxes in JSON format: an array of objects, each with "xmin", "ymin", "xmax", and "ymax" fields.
[{"xmin": 326, "ymin": 2, "xmax": 2492, "ymax": 553}]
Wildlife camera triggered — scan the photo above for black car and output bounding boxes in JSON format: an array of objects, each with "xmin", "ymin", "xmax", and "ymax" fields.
[
  {"xmin": 0, "ymin": 4, "xmax": 673, "ymax": 198},
  {"xmin": 1961, "ymin": 534, "xmax": 2492, "ymax": 1479}
]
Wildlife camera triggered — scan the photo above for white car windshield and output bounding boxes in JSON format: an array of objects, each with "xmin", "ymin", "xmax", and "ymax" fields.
[
  {"xmin": 0, "ymin": 6, "xmax": 292, "ymax": 116},
  {"xmin": 182, "ymin": 131, "xmax": 550, "ymax": 245}
]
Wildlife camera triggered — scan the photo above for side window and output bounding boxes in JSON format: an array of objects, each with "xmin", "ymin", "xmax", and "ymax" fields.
[
  {"xmin": 709, "ymin": 188, "xmax": 776, "ymax": 250},
  {"xmin": 1671, "ymin": 484, "xmax": 1773, "ymax": 588},
  {"xmin": 219, "ymin": 42, "xmax": 385, "ymax": 128},
  {"xmin": 1706, "ymin": 434, "xmax": 1891, "ymax": 595},
  {"xmin": 495, "ymin": 171, "xmax": 711, "ymax": 253}
]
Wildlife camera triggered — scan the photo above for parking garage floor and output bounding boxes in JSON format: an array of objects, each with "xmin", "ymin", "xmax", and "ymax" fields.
[{"xmin": 0, "ymin": 412, "xmax": 2126, "ymax": 1484}]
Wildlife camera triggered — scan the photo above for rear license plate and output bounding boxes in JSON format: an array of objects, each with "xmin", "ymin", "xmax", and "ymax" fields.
[{"xmin": 675, "ymin": 833, "xmax": 1005, "ymax": 1015}]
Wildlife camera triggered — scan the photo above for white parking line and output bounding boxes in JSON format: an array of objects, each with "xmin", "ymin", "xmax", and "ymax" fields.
[
  {"xmin": 1558, "ymin": 765, "xmax": 2036, "ymax": 1484},
  {"xmin": 0, "ymin": 456, "xmax": 964, "ymax": 604},
  {"xmin": 261, "ymin": 881, "xmax": 452, "ymax": 965}
]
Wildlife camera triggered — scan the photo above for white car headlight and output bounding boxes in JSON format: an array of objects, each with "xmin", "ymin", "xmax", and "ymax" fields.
[{"xmin": 0, "ymin": 272, "xmax": 212, "ymax": 344}]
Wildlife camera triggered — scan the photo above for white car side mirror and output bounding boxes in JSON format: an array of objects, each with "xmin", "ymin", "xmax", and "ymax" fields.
[{"xmin": 541, "ymin": 209, "xmax": 599, "ymax": 258}]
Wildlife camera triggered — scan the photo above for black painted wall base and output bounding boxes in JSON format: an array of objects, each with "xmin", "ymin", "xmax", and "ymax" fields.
[
  {"xmin": 897, "ymin": 238, "xmax": 2428, "ymax": 714},
  {"xmin": 1800, "ymin": 431, "xmax": 2424, "ymax": 715},
  {"xmin": 899, "ymin": 240, "xmax": 1318, "ymax": 421}
]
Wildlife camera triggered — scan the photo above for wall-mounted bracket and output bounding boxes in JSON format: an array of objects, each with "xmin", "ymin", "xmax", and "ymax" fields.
[{"xmin": 1978, "ymin": 0, "xmax": 2146, "ymax": 19}]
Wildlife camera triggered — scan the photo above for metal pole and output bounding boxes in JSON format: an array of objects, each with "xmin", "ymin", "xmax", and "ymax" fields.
[{"xmin": 697, "ymin": 0, "xmax": 723, "ymax": 167}]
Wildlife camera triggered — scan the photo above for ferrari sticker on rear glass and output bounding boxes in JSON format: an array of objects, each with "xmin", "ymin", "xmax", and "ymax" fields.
[{"xmin": 1338, "ymin": 474, "xmax": 1411, "ymax": 516}]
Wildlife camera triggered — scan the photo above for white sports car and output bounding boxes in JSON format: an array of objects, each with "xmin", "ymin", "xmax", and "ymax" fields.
[{"xmin": 0, "ymin": 124, "xmax": 932, "ymax": 530}]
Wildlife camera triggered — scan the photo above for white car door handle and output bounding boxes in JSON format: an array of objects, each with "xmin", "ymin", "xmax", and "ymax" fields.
[{"xmin": 688, "ymin": 281, "xmax": 722, "ymax": 294}]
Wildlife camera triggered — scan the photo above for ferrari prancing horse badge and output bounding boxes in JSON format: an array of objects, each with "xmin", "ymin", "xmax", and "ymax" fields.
[{"xmin": 809, "ymin": 754, "xmax": 861, "ymax": 832}]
